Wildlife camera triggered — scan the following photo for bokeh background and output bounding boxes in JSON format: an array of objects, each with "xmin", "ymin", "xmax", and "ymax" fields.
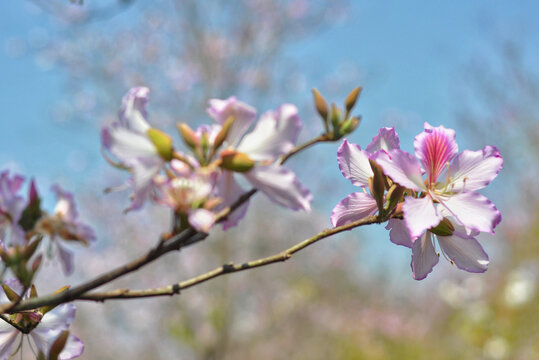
[{"xmin": 1, "ymin": 1, "xmax": 538, "ymax": 359}]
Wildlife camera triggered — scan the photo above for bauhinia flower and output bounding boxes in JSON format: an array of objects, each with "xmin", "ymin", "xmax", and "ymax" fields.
[
  {"xmin": 386, "ymin": 216, "xmax": 489, "ymax": 280},
  {"xmin": 101, "ymin": 87, "xmax": 173, "ymax": 210},
  {"xmin": 373, "ymin": 122, "xmax": 503, "ymax": 239},
  {"xmin": 331, "ymin": 128, "xmax": 400, "ymax": 227},
  {"xmin": 207, "ymin": 97, "xmax": 313, "ymax": 229},
  {"xmin": 0, "ymin": 171, "xmax": 27, "ymax": 246},
  {"xmin": 36, "ymin": 185, "xmax": 96, "ymax": 275},
  {"xmin": 0, "ymin": 280, "xmax": 84, "ymax": 360},
  {"xmin": 154, "ymin": 159, "xmax": 219, "ymax": 233}
]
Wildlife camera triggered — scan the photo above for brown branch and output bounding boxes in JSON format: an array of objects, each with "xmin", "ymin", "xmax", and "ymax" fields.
[
  {"xmin": 78, "ymin": 214, "xmax": 386, "ymax": 302},
  {"xmin": 0, "ymin": 134, "xmax": 332, "ymax": 314}
]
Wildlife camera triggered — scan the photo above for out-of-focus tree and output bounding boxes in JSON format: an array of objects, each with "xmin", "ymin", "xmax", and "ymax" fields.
[{"xmin": 32, "ymin": 0, "xmax": 350, "ymax": 129}]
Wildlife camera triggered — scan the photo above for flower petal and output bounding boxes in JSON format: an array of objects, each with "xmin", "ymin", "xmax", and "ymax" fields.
[
  {"xmin": 336, "ymin": 139, "xmax": 373, "ymax": 187},
  {"xmin": 56, "ymin": 241, "xmax": 75, "ymax": 275},
  {"xmin": 0, "ymin": 322, "xmax": 18, "ymax": 360},
  {"xmin": 442, "ymin": 192, "xmax": 501, "ymax": 234},
  {"xmin": 411, "ymin": 232, "xmax": 439, "ymax": 280},
  {"xmin": 403, "ymin": 196, "xmax": 442, "ymax": 239},
  {"xmin": 188, "ymin": 208, "xmax": 216, "ymax": 233},
  {"xmin": 372, "ymin": 149, "xmax": 425, "ymax": 191},
  {"xmin": 207, "ymin": 97, "xmax": 257, "ymax": 147},
  {"xmin": 244, "ymin": 164, "xmax": 312, "ymax": 212},
  {"xmin": 330, "ymin": 192, "xmax": 378, "ymax": 227},
  {"xmin": 216, "ymin": 172, "xmax": 249, "ymax": 230},
  {"xmin": 385, "ymin": 219, "xmax": 413, "ymax": 248},
  {"xmin": 447, "ymin": 145, "xmax": 503, "ymax": 192},
  {"xmin": 437, "ymin": 233, "xmax": 489, "ymax": 273},
  {"xmin": 59, "ymin": 334, "xmax": 84, "ymax": 360},
  {"xmin": 37, "ymin": 304, "xmax": 76, "ymax": 331},
  {"xmin": 414, "ymin": 122, "xmax": 458, "ymax": 184},
  {"xmin": 366, "ymin": 127, "xmax": 401, "ymax": 153},
  {"xmin": 119, "ymin": 87, "xmax": 151, "ymax": 133},
  {"xmin": 237, "ymin": 104, "xmax": 300, "ymax": 161},
  {"xmin": 105, "ymin": 126, "xmax": 158, "ymax": 161}
]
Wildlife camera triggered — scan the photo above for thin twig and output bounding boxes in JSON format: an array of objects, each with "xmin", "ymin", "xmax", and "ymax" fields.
[
  {"xmin": 1, "ymin": 135, "xmax": 331, "ymax": 314},
  {"xmin": 78, "ymin": 214, "xmax": 386, "ymax": 302}
]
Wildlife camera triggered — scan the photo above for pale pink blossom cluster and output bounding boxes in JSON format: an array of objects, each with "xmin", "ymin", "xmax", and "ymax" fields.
[
  {"xmin": 332, "ymin": 124, "xmax": 503, "ymax": 279},
  {"xmin": 101, "ymin": 87, "xmax": 312, "ymax": 233},
  {"xmin": 0, "ymin": 172, "xmax": 92, "ymax": 358}
]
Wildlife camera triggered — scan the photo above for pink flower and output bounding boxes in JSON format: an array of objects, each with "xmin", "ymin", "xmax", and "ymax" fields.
[
  {"xmin": 374, "ymin": 122, "xmax": 503, "ymax": 239},
  {"xmin": 331, "ymin": 128, "xmax": 400, "ymax": 227},
  {"xmin": 0, "ymin": 280, "xmax": 84, "ymax": 359},
  {"xmin": 42, "ymin": 185, "xmax": 96, "ymax": 275},
  {"xmin": 0, "ymin": 171, "xmax": 26, "ymax": 246},
  {"xmin": 101, "ymin": 87, "xmax": 169, "ymax": 210},
  {"xmin": 154, "ymin": 160, "xmax": 218, "ymax": 233},
  {"xmin": 386, "ymin": 217, "xmax": 489, "ymax": 280},
  {"xmin": 208, "ymin": 97, "xmax": 312, "ymax": 229}
]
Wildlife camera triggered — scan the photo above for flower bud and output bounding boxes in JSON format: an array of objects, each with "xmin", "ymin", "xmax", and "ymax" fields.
[
  {"xmin": 220, "ymin": 150, "xmax": 255, "ymax": 173},
  {"xmin": 23, "ymin": 236, "xmax": 43, "ymax": 260},
  {"xmin": 369, "ymin": 160, "xmax": 386, "ymax": 212},
  {"xmin": 30, "ymin": 284, "xmax": 38, "ymax": 298},
  {"xmin": 312, "ymin": 88, "xmax": 328, "ymax": 120},
  {"xmin": 176, "ymin": 123, "xmax": 199, "ymax": 149},
  {"xmin": 330, "ymin": 103, "xmax": 341, "ymax": 134},
  {"xmin": 339, "ymin": 116, "xmax": 361, "ymax": 136},
  {"xmin": 147, "ymin": 128, "xmax": 173, "ymax": 161},
  {"xmin": 385, "ymin": 183, "xmax": 405, "ymax": 212},
  {"xmin": 1, "ymin": 283, "xmax": 20, "ymax": 302},
  {"xmin": 345, "ymin": 86, "xmax": 362, "ymax": 113},
  {"xmin": 429, "ymin": 217, "xmax": 455, "ymax": 237},
  {"xmin": 213, "ymin": 115, "xmax": 235, "ymax": 151}
]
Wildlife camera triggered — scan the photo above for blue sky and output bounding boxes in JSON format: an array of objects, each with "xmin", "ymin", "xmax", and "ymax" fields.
[
  {"xmin": 0, "ymin": 1, "xmax": 537, "ymax": 282},
  {"xmin": 3, "ymin": 1, "xmax": 538, "ymax": 180}
]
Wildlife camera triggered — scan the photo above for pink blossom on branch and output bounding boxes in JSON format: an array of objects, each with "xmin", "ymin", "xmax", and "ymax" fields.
[
  {"xmin": 101, "ymin": 87, "xmax": 171, "ymax": 211},
  {"xmin": 208, "ymin": 97, "xmax": 313, "ymax": 229},
  {"xmin": 0, "ymin": 280, "xmax": 84, "ymax": 360},
  {"xmin": 373, "ymin": 122, "xmax": 503, "ymax": 239},
  {"xmin": 331, "ymin": 128, "xmax": 401, "ymax": 227},
  {"xmin": 0, "ymin": 171, "xmax": 27, "ymax": 246}
]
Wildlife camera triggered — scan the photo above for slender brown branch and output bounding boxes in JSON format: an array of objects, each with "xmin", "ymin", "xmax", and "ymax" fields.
[
  {"xmin": 279, "ymin": 134, "xmax": 328, "ymax": 165},
  {"xmin": 78, "ymin": 214, "xmax": 386, "ymax": 302},
  {"xmin": 1, "ymin": 134, "xmax": 331, "ymax": 314}
]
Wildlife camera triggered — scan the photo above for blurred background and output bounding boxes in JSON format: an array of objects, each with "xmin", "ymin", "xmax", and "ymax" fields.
[{"xmin": 1, "ymin": 1, "xmax": 538, "ymax": 359}]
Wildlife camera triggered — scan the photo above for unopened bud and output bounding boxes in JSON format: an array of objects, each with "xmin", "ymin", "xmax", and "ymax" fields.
[
  {"xmin": 429, "ymin": 218, "xmax": 455, "ymax": 237},
  {"xmin": 344, "ymin": 86, "xmax": 362, "ymax": 113},
  {"xmin": 1, "ymin": 283, "xmax": 21, "ymax": 302},
  {"xmin": 330, "ymin": 103, "xmax": 341, "ymax": 133},
  {"xmin": 147, "ymin": 128, "xmax": 173, "ymax": 161},
  {"xmin": 339, "ymin": 116, "xmax": 361, "ymax": 136},
  {"xmin": 220, "ymin": 150, "xmax": 255, "ymax": 173},
  {"xmin": 30, "ymin": 284, "xmax": 38, "ymax": 298},
  {"xmin": 213, "ymin": 116, "xmax": 235, "ymax": 151},
  {"xmin": 385, "ymin": 183, "xmax": 405, "ymax": 212},
  {"xmin": 24, "ymin": 236, "xmax": 42, "ymax": 260},
  {"xmin": 312, "ymin": 88, "xmax": 328, "ymax": 120},
  {"xmin": 176, "ymin": 123, "xmax": 199, "ymax": 149},
  {"xmin": 369, "ymin": 160, "xmax": 386, "ymax": 212}
]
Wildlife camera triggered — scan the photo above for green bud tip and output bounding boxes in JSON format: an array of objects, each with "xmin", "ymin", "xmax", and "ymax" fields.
[
  {"xmin": 220, "ymin": 150, "xmax": 255, "ymax": 173},
  {"xmin": 147, "ymin": 128, "xmax": 173, "ymax": 161}
]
